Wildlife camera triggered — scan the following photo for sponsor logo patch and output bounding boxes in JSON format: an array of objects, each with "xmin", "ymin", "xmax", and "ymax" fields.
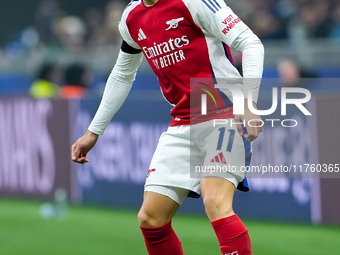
[{"xmin": 221, "ymin": 14, "xmax": 241, "ymax": 35}]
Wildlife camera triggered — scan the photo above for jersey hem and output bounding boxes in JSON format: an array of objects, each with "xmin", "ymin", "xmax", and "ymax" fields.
[{"xmin": 169, "ymin": 107, "xmax": 234, "ymax": 126}]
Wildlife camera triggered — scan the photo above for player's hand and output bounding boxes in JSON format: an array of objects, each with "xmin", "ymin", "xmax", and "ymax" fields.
[
  {"xmin": 71, "ymin": 130, "xmax": 99, "ymax": 164},
  {"xmin": 235, "ymin": 99, "xmax": 263, "ymax": 142}
]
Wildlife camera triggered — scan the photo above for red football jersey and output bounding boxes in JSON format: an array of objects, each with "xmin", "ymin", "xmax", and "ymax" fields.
[{"xmin": 119, "ymin": 0, "xmax": 249, "ymax": 125}]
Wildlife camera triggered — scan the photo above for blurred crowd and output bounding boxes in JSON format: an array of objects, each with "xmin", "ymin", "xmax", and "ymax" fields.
[
  {"xmin": 229, "ymin": 0, "xmax": 340, "ymax": 41},
  {"xmin": 3, "ymin": 0, "xmax": 125, "ymax": 57},
  {"xmin": 2, "ymin": 0, "xmax": 340, "ymax": 57},
  {"xmin": 30, "ymin": 62, "xmax": 92, "ymax": 99}
]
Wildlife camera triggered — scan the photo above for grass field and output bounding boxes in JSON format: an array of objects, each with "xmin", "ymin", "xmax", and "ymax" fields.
[{"xmin": 1, "ymin": 199, "xmax": 339, "ymax": 255}]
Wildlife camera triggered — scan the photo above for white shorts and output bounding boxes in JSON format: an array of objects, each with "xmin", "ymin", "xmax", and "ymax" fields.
[{"xmin": 145, "ymin": 119, "xmax": 251, "ymax": 205}]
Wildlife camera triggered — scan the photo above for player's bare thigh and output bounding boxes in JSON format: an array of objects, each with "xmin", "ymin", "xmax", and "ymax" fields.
[
  {"xmin": 201, "ymin": 177, "xmax": 236, "ymax": 221},
  {"xmin": 138, "ymin": 191, "xmax": 180, "ymax": 227}
]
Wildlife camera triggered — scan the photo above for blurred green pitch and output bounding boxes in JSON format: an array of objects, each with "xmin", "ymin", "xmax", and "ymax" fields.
[{"xmin": 1, "ymin": 199, "xmax": 339, "ymax": 255}]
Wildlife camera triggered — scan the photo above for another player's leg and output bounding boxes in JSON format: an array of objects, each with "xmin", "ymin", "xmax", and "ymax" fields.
[
  {"xmin": 138, "ymin": 190, "xmax": 183, "ymax": 255},
  {"xmin": 201, "ymin": 177, "xmax": 252, "ymax": 255}
]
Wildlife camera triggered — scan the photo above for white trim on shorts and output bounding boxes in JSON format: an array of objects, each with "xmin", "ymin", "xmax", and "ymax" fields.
[{"xmin": 144, "ymin": 185, "xmax": 190, "ymax": 205}]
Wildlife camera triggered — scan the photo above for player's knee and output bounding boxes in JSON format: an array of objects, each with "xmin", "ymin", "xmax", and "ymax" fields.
[
  {"xmin": 138, "ymin": 208, "xmax": 169, "ymax": 227},
  {"xmin": 203, "ymin": 195, "xmax": 234, "ymax": 221},
  {"xmin": 137, "ymin": 209, "xmax": 151, "ymax": 227}
]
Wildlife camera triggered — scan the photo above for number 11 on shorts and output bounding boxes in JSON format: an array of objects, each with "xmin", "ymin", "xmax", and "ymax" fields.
[{"xmin": 216, "ymin": 127, "xmax": 235, "ymax": 152}]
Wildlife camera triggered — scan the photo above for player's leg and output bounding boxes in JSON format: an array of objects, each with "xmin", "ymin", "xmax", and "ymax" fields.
[
  {"xmin": 195, "ymin": 120, "xmax": 252, "ymax": 255},
  {"xmin": 201, "ymin": 177, "xmax": 235, "ymax": 221},
  {"xmin": 138, "ymin": 125, "xmax": 195, "ymax": 255},
  {"xmin": 138, "ymin": 188, "xmax": 189, "ymax": 255},
  {"xmin": 138, "ymin": 190, "xmax": 180, "ymax": 227},
  {"xmin": 201, "ymin": 177, "xmax": 252, "ymax": 255}
]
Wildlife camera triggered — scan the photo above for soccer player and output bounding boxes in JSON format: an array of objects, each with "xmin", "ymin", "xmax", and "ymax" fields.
[{"xmin": 71, "ymin": 0, "xmax": 264, "ymax": 254}]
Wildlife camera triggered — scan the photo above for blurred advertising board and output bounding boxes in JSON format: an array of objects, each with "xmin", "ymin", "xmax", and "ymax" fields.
[
  {"xmin": 72, "ymin": 94, "xmax": 171, "ymax": 208},
  {"xmin": 0, "ymin": 98, "xmax": 73, "ymax": 201},
  {"xmin": 314, "ymin": 96, "xmax": 340, "ymax": 224}
]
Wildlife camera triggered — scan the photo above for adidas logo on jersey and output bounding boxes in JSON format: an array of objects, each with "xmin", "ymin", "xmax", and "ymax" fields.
[
  {"xmin": 210, "ymin": 152, "xmax": 227, "ymax": 164},
  {"xmin": 138, "ymin": 28, "xmax": 147, "ymax": 41}
]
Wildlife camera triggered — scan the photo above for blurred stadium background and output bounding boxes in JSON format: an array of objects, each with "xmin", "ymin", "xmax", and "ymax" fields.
[{"xmin": 0, "ymin": 0, "xmax": 340, "ymax": 254}]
